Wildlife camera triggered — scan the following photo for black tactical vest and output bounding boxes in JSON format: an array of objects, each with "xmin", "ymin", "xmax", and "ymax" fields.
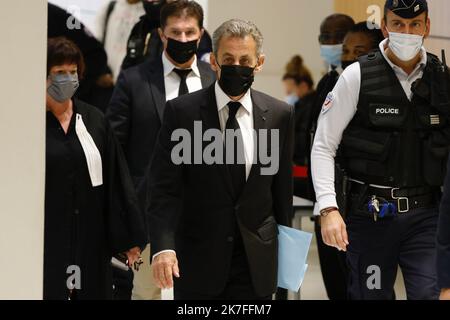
[{"xmin": 340, "ymin": 51, "xmax": 450, "ymax": 188}]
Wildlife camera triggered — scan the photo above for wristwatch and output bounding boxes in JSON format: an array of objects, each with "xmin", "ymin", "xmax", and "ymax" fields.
[{"xmin": 320, "ymin": 207, "xmax": 338, "ymax": 217}]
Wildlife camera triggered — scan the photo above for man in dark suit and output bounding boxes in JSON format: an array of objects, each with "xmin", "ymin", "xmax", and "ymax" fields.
[
  {"xmin": 122, "ymin": 0, "xmax": 213, "ymax": 70},
  {"xmin": 438, "ymin": 156, "xmax": 450, "ymax": 300},
  {"xmin": 106, "ymin": 0, "xmax": 215, "ymax": 300},
  {"xmin": 147, "ymin": 19, "xmax": 294, "ymax": 300}
]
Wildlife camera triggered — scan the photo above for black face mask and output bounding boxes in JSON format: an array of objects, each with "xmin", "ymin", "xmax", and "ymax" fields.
[
  {"xmin": 341, "ymin": 60, "xmax": 357, "ymax": 70},
  {"xmin": 166, "ymin": 38, "xmax": 198, "ymax": 64},
  {"xmin": 143, "ymin": 0, "xmax": 165, "ymax": 25},
  {"xmin": 217, "ymin": 63, "xmax": 256, "ymax": 97}
]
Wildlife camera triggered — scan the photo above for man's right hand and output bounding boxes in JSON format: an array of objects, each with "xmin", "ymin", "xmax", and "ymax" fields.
[
  {"xmin": 440, "ymin": 288, "xmax": 450, "ymax": 300},
  {"xmin": 320, "ymin": 210, "xmax": 349, "ymax": 251},
  {"xmin": 152, "ymin": 252, "xmax": 180, "ymax": 289}
]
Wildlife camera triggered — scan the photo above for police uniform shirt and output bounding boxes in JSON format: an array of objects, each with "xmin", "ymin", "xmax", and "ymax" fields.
[
  {"xmin": 162, "ymin": 51, "xmax": 203, "ymax": 101},
  {"xmin": 311, "ymin": 38, "xmax": 428, "ymax": 211}
]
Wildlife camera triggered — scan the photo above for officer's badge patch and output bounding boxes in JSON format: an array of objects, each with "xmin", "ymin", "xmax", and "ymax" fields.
[
  {"xmin": 322, "ymin": 92, "xmax": 334, "ymax": 114},
  {"xmin": 430, "ymin": 115, "xmax": 440, "ymax": 125}
]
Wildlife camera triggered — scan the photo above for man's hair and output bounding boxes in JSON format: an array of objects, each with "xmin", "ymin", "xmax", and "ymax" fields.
[
  {"xmin": 160, "ymin": 0, "xmax": 204, "ymax": 30},
  {"xmin": 212, "ymin": 19, "xmax": 264, "ymax": 57},
  {"xmin": 319, "ymin": 14, "xmax": 355, "ymax": 44},
  {"xmin": 348, "ymin": 22, "xmax": 385, "ymax": 50},
  {"xmin": 320, "ymin": 14, "xmax": 355, "ymax": 33},
  {"xmin": 47, "ymin": 37, "xmax": 85, "ymax": 78}
]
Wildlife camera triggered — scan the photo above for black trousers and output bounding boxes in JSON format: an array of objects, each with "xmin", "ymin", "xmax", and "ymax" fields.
[
  {"xmin": 112, "ymin": 268, "xmax": 134, "ymax": 300},
  {"xmin": 174, "ymin": 237, "xmax": 271, "ymax": 300},
  {"xmin": 346, "ymin": 203, "xmax": 440, "ymax": 300},
  {"xmin": 314, "ymin": 217, "xmax": 348, "ymax": 300}
]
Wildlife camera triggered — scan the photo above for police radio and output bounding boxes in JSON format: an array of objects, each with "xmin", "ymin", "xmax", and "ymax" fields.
[{"xmin": 441, "ymin": 49, "xmax": 448, "ymax": 73}]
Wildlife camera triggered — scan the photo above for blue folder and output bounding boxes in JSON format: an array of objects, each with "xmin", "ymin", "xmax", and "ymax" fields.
[{"xmin": 277, "ymin": 225, "xmax": 312, "ymax": 292}]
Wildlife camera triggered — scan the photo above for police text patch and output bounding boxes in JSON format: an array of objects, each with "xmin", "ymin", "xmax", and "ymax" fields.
[{"xmin": 369, "ymin": 104, "xmax": 403, "ymax": 117}]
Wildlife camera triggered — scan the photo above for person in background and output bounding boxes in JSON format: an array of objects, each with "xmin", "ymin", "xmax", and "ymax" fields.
[
  {"xmin": 283, "ymin": 55, "xmax": 315, "ymax": 106},
  {"xmin": 121, "ymin": 0, "xmax": 213, "ymax": 70},
  {"xmin": 313, "ymin": 14, "xmax": 355, "ymax": 125},
  {"xmin": 283, "ymin": 55, "xmax": 315, "ymax": 160},
  {"xmin": 341, "ymin": 22, "xmax": 385, "ymax": 70},
  {"xmin": 107, "ymin": 0, "xmax": 215, "ymax": 300},
  {"xmin": 44, "ymin": 37, "xmax": 146, "ymax": 300},
  {"xmin": 48, "ymin": 3, "xmax": 114, "ymax": 112},
  {"xmin": 94, "ymin": 0, "xmax": 145, "ymax": 81},
  {"xmin": 282, "ymin": 55, "xmax": 316, "ymax": 200}
]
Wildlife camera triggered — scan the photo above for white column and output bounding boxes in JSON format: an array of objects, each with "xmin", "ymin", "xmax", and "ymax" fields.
[{"xmin": 0, "ymin": 0, "xmax": 47, "ymax": 299}]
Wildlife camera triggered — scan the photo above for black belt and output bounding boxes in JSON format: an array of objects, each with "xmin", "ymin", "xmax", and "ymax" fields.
[{"xmin": 350, "ymin": 183, "xmax": 439, "ymax": 214}]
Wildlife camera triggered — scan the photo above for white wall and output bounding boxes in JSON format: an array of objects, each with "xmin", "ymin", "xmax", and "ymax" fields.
[
  {"xmin": 426, "ymin": 0, "xmax": 450, "ymax": 60},
  {"xmin": 0, "ymin": 0, "xmax": 47, "ymax": 299},
  {"xmin": 207, "ymin": 0, "xmax": 334, "ymax": 100}
]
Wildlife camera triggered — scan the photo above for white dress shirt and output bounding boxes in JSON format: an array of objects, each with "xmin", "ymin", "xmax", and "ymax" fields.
[
  {"xmin": 162, "ymin": 51, "xmax": 203, "ymax": 101},
  {"xmin": 153, "ymin": 83, "xmax": 255, "ymax": 260},
  {"xmin": 311, "ymin": 38, "xmax": 428, "ymax": 211},
  {"xmin": 215, "ymin": 81, "xmax": 255, "ymax": 179}
]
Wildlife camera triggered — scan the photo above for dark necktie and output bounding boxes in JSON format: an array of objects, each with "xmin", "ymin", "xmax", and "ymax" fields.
[
  {"xmin": 225, "ymin": 101, "xmax": 246, "ymax": 198},
  {"xmin": 173, "ymin": 68, "xmax": 192, "ymax": 96}
]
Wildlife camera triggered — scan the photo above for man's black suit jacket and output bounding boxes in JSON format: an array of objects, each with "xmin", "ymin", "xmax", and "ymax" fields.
[
  {"xmin": 147, "ymin": 85, "xmax": 294, "ymax": 297},
  {"xmin": 106, "ymin": 55, "xmax": 216, "ymax": 209}
]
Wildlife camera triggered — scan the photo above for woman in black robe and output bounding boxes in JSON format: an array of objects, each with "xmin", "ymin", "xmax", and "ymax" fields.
[{"xmin": 44, "ymin": 37, "xmax": 147, "ymax": 300}]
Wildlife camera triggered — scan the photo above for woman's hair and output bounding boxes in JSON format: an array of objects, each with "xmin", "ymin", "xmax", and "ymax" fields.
[
  {"xmin": 348, "ymin": 22, "xmax": 385, "ymax": 50},
  {"xmin": 283, "ymin": 55, "xmax": 314, "ymax": 89},
  {"xmin": 47, "ymin": 37, "xmax": 85, "ymax": 78}
]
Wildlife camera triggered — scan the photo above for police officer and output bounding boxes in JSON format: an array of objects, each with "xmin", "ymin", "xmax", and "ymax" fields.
[
  {"xmin": 311, "ymin": 0, "xmax": 450, "ymax": 300},
  {"xmin": 121, "ymin": 0, "xmax": 212, "ymax": 70}
]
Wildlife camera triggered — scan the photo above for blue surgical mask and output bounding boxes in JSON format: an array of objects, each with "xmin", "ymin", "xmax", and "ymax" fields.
[
  {"xmin": 320, "ymin": 44, "xmax": 343, "ymax": 68},
  {"xmin": 285, "ymin": 94, "xmax": 299, "ymax": 106}
]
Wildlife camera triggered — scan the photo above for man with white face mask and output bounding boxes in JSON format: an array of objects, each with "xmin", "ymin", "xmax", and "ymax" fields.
[{"xmin": 311, "ymin": 0, "xmax": 450, "ymax": 300}]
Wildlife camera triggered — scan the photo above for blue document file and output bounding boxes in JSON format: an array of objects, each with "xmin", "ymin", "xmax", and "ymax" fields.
[{"xmin": 277, "ymin": 225, "xmax": 312, "ymax": 292}]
